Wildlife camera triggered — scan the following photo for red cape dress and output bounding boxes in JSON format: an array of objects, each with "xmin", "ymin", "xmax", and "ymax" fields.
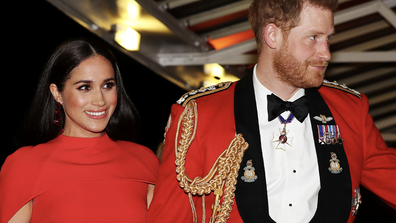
[{"xmin": 0, "ymin": 134, "xmax": 159, "ymax": 223}]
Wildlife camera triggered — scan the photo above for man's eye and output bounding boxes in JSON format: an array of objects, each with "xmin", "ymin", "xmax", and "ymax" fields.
[{"xmin": 309, "ymin": 36, "xmax": 316, "ymax": 40}]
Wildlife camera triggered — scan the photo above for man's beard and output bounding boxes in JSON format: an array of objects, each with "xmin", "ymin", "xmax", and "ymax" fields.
[{"xmin": 273, "ymin": 43, "xmax": 328, "ymax": 89}]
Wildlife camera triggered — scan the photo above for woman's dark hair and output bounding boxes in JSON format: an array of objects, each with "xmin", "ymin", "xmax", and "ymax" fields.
[{"xmin": 21, "ymin": 39, "xmax": 140, "ymax": 146}]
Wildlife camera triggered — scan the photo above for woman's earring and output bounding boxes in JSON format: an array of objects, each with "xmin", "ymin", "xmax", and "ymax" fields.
[{"xmin": 54, "ymin": 102, "xmax": 62, "ymax": 126}]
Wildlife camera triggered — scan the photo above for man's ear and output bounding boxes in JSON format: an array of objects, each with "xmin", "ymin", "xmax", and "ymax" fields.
[
  {"xmin": 49, "ymin": 83, "xmax": 63, "ymax": 104},
  {"xmin": 264, "ymin": 23, "xmax": 282, "ymax": 49}
]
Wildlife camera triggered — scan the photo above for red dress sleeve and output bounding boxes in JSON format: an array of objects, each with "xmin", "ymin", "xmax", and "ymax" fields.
[
  {"xmin": 0, "ymin": 146, "xmax": 40, "ymax": 223},
  {"xmin": 1, "ymin": 137, "xmax": 160, "ymax": 223},
  {"xmin": 115, "ymin": 140, "xmax": 160, "ymax": 185}
]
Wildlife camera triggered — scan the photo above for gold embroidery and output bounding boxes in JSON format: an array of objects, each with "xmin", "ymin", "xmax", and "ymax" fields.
[
  {"xmin": 322, "ymin": 79, "xmax": 361, "ymax": 98},
  {"xmin": 163, "ymin": 114, "xmax": 172, "ymax": 144},
  {"xmin": 177, "ymin": 82, "xmax": 232, "ymax": 107},
  {"xmin": 175, "ymin": 100, "xmax": 249, "ymax": 223}
]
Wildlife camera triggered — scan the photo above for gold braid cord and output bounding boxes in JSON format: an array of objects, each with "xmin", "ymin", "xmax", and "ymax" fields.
[{"xmin": 175, "ymin": 100, "xmax": 249, "ymax": 223}]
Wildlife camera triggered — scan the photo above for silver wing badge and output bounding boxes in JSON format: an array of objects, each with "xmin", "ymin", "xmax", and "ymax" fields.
[{"xmin": 314, "ymin": 114, "xmax": 333, "ymax": 123}]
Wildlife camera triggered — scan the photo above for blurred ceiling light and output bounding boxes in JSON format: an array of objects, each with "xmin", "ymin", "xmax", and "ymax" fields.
[
  {"xmin": 202, "ymin": 74, "xmax": 239, "ymax": 87},
  {"xmin": 113, "ymin": 24, "xmax": 141, "ymax": 51},
  {"xmin": 202, "ymin": 80, "xmax": 217, "ymax": 87},
  {"xmin": 117, "ymin": 0, "xmax": 170, "ymax": 34},
  {"xmin": 204, "ymin": 63, "xmax": 224, "ymax": 77},
  {"xmin": 127, "ymin": 1, "xmax": 140, "ymax": 20}
]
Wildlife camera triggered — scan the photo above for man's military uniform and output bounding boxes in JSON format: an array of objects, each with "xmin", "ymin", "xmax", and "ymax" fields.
[{"xmin": 147, "ymin": 74, "xmax": 396, "ymax": 223}]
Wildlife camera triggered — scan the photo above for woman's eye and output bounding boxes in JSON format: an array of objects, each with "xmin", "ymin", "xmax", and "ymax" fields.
[
  {"xmin": 78, "ymin": 85, "xmax": 91, "ymax": 91},
  {"xmin": 104, "ymin": 82, "xmax": 116, "ymax": 89},
  {"xmin": 309, "ymin": 36, "xmax": 316, "ymax": 40}
]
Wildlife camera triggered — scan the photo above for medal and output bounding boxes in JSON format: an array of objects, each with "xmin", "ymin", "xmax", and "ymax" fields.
[
  {"xmin": 272, "ymin": 113, "xmax": 294, "ymax": 151},
  {"xmin": 241, "ymin": 160, "xmax": 258, "ymax": 183},
  {"xmin": 329, "ymin": 125, "xmax": 337, "ymax": 145},
  {"xmin": 336, "ymin": 125, "xmax": 343, "ymax": 144},
  {"xmin": 273, "ymin": 128, "xmax": 294, "ymax": 151},
  {"xmin": 318, "ymin": 125, "xmax": 325, "ymax": 144},
  {"xmin": 325, "ymin": 132, "xmax": 332, "ymax": 145},
  {"xmin": 317, "ymin": 124, "xmax": 343, "ymax": 146},
  {"xmin": 279, "ymin": 129, "xmax": 288, "ymax": 143},
  {"xmin": 328, "ymin": 152, "xmax": 343, "ymax": 174}
]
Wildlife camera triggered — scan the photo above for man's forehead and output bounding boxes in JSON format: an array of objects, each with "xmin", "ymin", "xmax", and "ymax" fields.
[{"xmin": 295, "ymin": 3, "xmax": 334, "ymax": 31}]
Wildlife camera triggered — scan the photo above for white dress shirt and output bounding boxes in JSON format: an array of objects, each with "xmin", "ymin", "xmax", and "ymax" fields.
[{"xmin": 252, "ymin": 66, "xmax": 321, "ymax": 223}]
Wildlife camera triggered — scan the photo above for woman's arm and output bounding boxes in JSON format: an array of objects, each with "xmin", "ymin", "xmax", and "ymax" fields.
[
  {"xmin": 147, "ymin": 184, "xmax": 155, "ymax": 209},
  {"xmin": 8, "ymin": 200, "xmax": 32, "ymax": 223}
]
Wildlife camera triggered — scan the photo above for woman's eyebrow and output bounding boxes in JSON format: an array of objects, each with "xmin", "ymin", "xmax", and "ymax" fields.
[
  {"xmin": 73, "ymin": 78, "xmax": 115, "ymax": 85},
  {"xmin": 73, "ymin": 80, "xmax": 92, "ymax": 85},
  {"xmin": 103, "ymin": 77, "xmax": 116, "ymax": 83}
]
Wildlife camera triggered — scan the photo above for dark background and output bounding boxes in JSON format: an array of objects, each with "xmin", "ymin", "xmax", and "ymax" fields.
[
  {"xmin": 2, "ymin": 0, "xmax": 185, "ymax": 163},
  {"xmin": 2, "ymin": 1, "xmax": 395, "ymax": 222}
]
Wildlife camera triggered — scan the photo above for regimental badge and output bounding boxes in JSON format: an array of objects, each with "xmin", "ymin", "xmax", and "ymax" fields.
[
  {"xmin": 317, "ymin": 125, "xmax": 343, "ymax": 145},
  {"xmin": 351, "ymin": 187, "xmax": 362, "ymax": 216},
  {"xmin": 328, "ymin": 152, "xmax": 343, "ymax": 174},
  {"xmin": 241, "ymin": 160, "xmax": 258, "ymax": 183},
  {"xmin": 314, "ymin": 114, "xmax": 333, "ymax": 123}
]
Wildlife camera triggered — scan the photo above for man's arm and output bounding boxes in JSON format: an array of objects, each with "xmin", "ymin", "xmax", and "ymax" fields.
[
  {"xmin": 359, "ymin": 94, "xmax": 396, "ymax": 209},
  {"xmin": 147, "ymin": 104, "xmax": 195, "ymax": 223}
]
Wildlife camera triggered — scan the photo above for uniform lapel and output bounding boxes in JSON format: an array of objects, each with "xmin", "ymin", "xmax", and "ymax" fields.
[
  {"xmin": 233, "ymin": 77, "xmax": 352, "ymax": 222},
  {"xmin": 306, "ymin": 88, "xmax": 352, "ymax": 222},
  {"xmin": 234, "ymin": 73, "xmax": 275, "ymax": 223}
]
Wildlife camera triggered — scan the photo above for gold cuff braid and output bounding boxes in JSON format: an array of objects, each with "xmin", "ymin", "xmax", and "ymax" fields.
[{"xmin": 175, "ymin": 100, "xmax": 249, "ymax": 223}]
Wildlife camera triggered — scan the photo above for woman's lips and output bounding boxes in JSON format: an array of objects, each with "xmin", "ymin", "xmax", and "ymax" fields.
[{"xmin": 84, "ymin": 109, "xmax": 108, "ymax": 119}]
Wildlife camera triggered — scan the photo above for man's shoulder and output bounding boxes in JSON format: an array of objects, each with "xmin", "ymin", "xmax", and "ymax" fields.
[
  {"xmin": 176, "ymin": 81, "xmax": 235, "ymax": 107},
  {"xmin": 320, "ymin": 79, "xmax": 361, "ymax": 99}
]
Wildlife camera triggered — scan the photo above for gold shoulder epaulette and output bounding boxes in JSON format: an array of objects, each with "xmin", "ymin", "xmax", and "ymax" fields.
[
  {"xmin": 176, "ymin": 81, "xmax": 232, "ymax": 107},
  {"xmin": 322, "ymin": 79, "xmax": 361, "ymax": 99}
]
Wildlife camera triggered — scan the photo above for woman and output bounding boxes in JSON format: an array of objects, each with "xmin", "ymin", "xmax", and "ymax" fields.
[{"xmin": 0, "ymin": 39, "xmax": 159, "ymax": 222}]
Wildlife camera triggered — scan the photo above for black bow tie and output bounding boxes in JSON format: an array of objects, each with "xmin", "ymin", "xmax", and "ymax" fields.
[{"xmin": 267, "ymin": 94, "xmax": 309, "ymax": 123}]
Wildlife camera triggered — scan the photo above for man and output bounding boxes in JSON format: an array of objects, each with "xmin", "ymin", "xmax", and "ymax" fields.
[{"xmin": 147, "ymin": 0, "xmax": 396, "ymax": 222}]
